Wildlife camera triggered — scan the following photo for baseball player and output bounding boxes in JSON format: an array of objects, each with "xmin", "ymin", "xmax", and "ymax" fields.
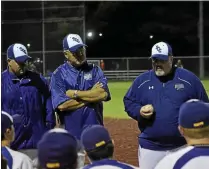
[
  {"xmin": 81, "ymin": 125, "xmax": 139, "ymax": 169},
  {"xmin": 155, "ymin": 99, "xmax": 209, "ymax": 169},
  {"xmin": 123, "ymin": 42, "xmax": 209, "ymax": 169},
  {"xmin": 50, "ymin": 33, "xmax": 111, "ymax": 140},
  {"xmin": 1, "ymin": 111, "xmax": 33, "ymax": 169},
  {"xmin": 37, "ymin": 128, "xmax": 84, "ymax": 169},
  {"xmin": 1, "ymin": 43, "xmax": 56, "ymax": 160}
]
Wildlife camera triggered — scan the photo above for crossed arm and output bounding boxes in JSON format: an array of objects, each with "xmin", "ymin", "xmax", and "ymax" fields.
[
  {"xmin": 51, "ymin": 66, "xmax": 110, "ymax": 112},
  {"xmin": 58, "ymin": 82, "xmax": 108, "ymax": 112}
]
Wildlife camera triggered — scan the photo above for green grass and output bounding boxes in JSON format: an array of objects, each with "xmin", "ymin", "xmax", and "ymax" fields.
[{"xmin": 103, "ymin": 80, "xmax": 209, "ymax": 119}]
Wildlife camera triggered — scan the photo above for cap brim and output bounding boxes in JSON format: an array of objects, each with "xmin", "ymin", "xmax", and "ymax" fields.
[
  {"xmin": 15, "ymin": 55, "xmax": 31, "ymax": 63},
  {"xmin": 151, "ymin": 54, "xmax": 169, "ymax": 61},
  {"xmin": 69, "ymin": 44, "xmax": 87, "ymax": 52}
]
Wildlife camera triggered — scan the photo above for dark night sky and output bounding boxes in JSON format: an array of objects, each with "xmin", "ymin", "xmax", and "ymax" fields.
[{"xmin": 1, "ymin": 1, "xmax": 209, "ymax": 65}]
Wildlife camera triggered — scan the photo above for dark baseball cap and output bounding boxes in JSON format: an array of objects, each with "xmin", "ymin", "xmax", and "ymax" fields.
[
  {"xmin": 2, "ymin": 111, "xmax": 22, "ymax": 134},
  {"xmin": 81, "ymin": 125, "xmax": 112, "ymax": 152},
  {"xmin": 63, "ymin": 34, "xmax": 87, "ymax": 52},
  {"xmin": 37, "ymin": 128, "xmax": 79, "ymax": 169},
  {"xmin": 7, "ymin": 43, "xmax": 31, "ymax": 63},
  {"xmin": 150, "ymin": 42, "xmax": 173, "ymax": 61},
  {"xmin": 179, "ymin": 99, "xmax": 209, "ymax": 128}
]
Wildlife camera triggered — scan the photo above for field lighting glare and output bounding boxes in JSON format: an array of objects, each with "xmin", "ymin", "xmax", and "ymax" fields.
[{"xmin": 87, "ymin": 32, "xmax": 93, "ymax": 37}]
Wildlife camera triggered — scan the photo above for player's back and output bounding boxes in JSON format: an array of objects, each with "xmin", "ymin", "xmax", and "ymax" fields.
[
  {"xmin": 154, "ymin": 146, "xmax": 209, "ymax": 169},
  {"xmin": 83, "ymin": 159, "xmax": 139, "ymax": 169},
  {"xmin": 2, "ymin": 146, "xmax": 33, "ymax": 169}
]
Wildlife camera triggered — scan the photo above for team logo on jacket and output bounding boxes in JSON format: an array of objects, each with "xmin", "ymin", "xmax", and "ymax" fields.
[
  {"xmin": 84, "ymin": 73, "xmax": 92, "ymax": 80},
  {"xmin": 175, "ymin": 83, "xmax": 184, "ymax": 90}
]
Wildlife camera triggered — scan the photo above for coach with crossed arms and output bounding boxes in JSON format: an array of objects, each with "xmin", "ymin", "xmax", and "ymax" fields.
[
  {"xmin": 123, "ymin": 42, "xmax": 209, "ymax": 169},
  {"xmin": 50, "ymin": 33, "xmax": 111, "ymax": 139},
  {"xmin": 50, "ymin": 34, "xmax": 111, "ymax": 167}
]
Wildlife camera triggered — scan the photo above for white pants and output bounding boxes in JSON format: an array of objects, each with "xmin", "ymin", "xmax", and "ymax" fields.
[{"xmin": 138, "ymin": 145, "xmax": 186, "ymax": 169}]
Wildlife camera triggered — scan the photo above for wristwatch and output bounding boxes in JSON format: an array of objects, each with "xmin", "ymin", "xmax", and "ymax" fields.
[{"xmin": 73, "ymin": 90, "xmax": 78, "ymax": 99}]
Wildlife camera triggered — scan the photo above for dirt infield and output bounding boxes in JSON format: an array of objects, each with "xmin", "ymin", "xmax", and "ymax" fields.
[{"xmin": 104, "ymin": 118, "xmax": 140, "ymax": 166}]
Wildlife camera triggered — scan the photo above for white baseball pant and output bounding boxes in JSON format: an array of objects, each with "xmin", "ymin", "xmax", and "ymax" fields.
[{"xmin": 138, "ymin": 145, "xmax": 186, "ymax": 169}]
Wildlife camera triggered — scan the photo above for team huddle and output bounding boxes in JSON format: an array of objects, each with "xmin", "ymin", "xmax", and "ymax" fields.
[{"xmin": 1, "ymin": 34, "xmax": 209, "ymax": 169}]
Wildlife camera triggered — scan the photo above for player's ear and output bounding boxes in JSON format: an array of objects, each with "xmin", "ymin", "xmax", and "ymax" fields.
[
  {"xmin": 5, "ymin": 128, "xmax": 12, "ymax": 139},
  {"xmin": 168, "ymin": 56, "xmax": 173, "ymax": 63},
  {"xmin": 63, "ymin": 50, "xmax": 70, "ymax": 59},
  {"xmin": 64, "ymin": 50, "xmax": 74, "ymax": 60},
  {"xmin": 111, "ymin": 139, "xmax": 115, "ymax": 146},
  {"xmin": 7, "ymin": 59, "xmax": 12, "ymax": 66},
  {"xmin": 178, "ymin": 125, "xmax": 184, "ymax": 136},
  {"xmin": 63, "ymin": 50, "xmax": 68, "ymax": 59}
]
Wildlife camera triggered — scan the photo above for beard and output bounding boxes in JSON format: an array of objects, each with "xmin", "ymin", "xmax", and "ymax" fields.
[
  {"xmin": 154, "ymin": 66, "xmax": 166, "ymax": 76},
  {"xmin": 155, "ymin": 69, "xmax": 166, "ymax": 76}
]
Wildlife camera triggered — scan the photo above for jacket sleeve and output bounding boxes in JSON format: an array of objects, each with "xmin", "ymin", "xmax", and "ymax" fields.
[
  {"xmin": 193, "ymin": 76, "xmax": 209, "ymax": 102},
  {"xmin": 123, "ymin": 77, "xmax": 143, "ymax": 121},
  {"xmin": 50, "ymin": 71, "xmax": 71, "ymax": 110},
  {"xmin": 94, "ymin": 66, "xmax": 111, "ymax": 101},
  {"xmin": 40, "ymin": 75, "xmax": 56, "ymax": 129}
]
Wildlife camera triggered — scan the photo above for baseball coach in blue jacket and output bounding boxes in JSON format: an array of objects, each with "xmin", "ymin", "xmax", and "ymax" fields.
[
  {"xmin": 50, "ymin": 34, "xmax": 111, "ymax": 140},
  {"xmin": 1, "ymin": 43, "xmax": 56, "ymax": 160},
  {"xmin": 123, "ymin": 42, "xmax": 209, "ymax": 169}
]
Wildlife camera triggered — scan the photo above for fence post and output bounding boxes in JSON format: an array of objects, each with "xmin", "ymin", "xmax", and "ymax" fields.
[
  {"xmin": 126, "ymin": 58, "xmax": 129, "ymax": 81},
  {"xmin": 42, "ymin": 1, "xmax": 46, "ymax": 76},
  {"xmin": 199, "ymin": 1, "xmax": 204, "ymax": 79}
]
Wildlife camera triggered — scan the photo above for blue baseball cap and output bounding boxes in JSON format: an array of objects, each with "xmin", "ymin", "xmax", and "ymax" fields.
[
  {"xmin": 151, "ymin": 42, "xmax": 173, "ymax": 61},
  {"xmin": 1, "ymin": 111, "xmax": 22, "ymax": 134},
  {"xmin": 63, "ymin": 34, "xmax": 87, "ymax": 52},
  {"xmin": 179, "ymin": 99, "xmax": 209, "ymax": 128},
  {"xmin": 81, "ymin": 125, "xmax": 112, "ymax": 152},
  {"xmin": 37, "ymin": 128, "xmax": 79, "ymax": 169},
  {"xmin": 7, "ymin": 43, "xmax": 31, "ymax": 63}
]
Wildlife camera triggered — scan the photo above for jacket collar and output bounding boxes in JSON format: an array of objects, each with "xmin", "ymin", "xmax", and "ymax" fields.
[
  {"xmin": 7, "ymin": 68, "xmax": 30, "ymax": 82},
  {"xmin": 7, "ymin": 68, "xmax": 19, "ymax": 81}
]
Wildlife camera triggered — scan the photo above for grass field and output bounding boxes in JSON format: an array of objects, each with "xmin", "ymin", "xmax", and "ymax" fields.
[{"xmin": 103, "ymin": 80, "xmax": 209, "ymax": 119}]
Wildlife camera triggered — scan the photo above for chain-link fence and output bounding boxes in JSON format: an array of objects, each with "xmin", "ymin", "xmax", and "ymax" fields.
[
  {"xmin": 1, "ymin": 1, "xmax": 85, "ymax": 74},
  {"xmin": 89, "ymin": 56, "xmax": 209, "ymax": 78},
  {"xmin": 2, "ymin": 50, "xmax": 208, "ymax": 78},
  {"xmin": 2, "ymin": 1, "xmax": 209, "ymax": 79}
]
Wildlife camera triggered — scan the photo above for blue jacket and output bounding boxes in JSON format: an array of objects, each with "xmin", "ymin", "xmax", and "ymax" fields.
[
  {"xmin": 50, "ymin": 62, "xmax": 111, "ymax": 140},
  {"xmin": 124, "ymin": 67, "xmax": 209, "ymax": 150},
  {"xmin": 1, "ymin": 69, "xmax": 56, "ymax": 150}
]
